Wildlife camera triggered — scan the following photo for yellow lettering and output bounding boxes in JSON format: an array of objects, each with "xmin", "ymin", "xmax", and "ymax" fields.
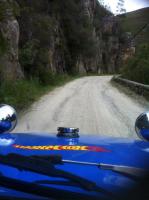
[
  {"xmin": 61, "ymin": 146, "xmax": 68, "ymax": 150},
  {"xmin": 44, "ymin": 146, "xmax": 54, "ymax": 150},
  {"xmin": 80, "ymin": 146, "xmax": 88, "ymax": 151},
  {"xmin": 13, "ymin": 144, "xmax": 93, "ymax": 151},
  {"xmin": 53, "ymin": 145, "xmax": 60, "ymax": 150}
]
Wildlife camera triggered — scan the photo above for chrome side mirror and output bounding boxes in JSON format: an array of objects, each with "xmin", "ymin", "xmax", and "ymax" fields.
[
  {"xmin": 135, "ymin": 112, "xmax": 149, "ymax": 141},
  {"xmin": 0, "ymin": 104, "xmax": 17, "ymax": 134}
]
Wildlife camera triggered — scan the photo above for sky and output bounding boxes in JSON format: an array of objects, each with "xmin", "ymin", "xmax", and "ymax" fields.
[{"xmin": 100, "ymin": 0, "xmax": 149, "ymax": 14}]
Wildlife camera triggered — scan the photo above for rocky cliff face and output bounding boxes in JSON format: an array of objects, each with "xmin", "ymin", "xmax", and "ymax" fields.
[
  {"xmin": 100, "ymin": 16, "xmax": 121, "ymax": 73},
  {"xmin": 0, "ymin": 0, "xmax": 23, "ymax": 81},
  {"xmin": 82, "ymin": 0, "xmax": 96, "ymax": 18},
  {"xmin": 0, "ymin": 0, "xmax": 122, "ymax": 82},
  {"xmin": 17, "ymin": 0, "xmax": 67, "ymax": 79},
  {"xmin": 78, "ymin": 1, "xmax": 121, "ymax": 74}
]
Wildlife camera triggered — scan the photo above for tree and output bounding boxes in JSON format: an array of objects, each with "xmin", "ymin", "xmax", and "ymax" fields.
[
  {"xmin": 116, "ymin": 0, "xmax": 126, "ymax": 14},
  {"xmin": 98, "ymin": 0, "xmax": 112, "ymax": 13}
]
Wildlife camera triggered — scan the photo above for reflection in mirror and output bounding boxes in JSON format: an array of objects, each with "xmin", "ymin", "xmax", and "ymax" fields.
[
  {"xmin": 135, "ymin": 112, "xmax": 149, "ymax": 141},
  {"xmin": 0, "ymin": 105, "xmax": 17, "ymax": 134}
]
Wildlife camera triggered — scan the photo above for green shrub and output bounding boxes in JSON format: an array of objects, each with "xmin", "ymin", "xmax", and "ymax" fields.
[
  {"xmin": 0, "ymin": 79, "xmax": 41, "ymax": 110},
  {"xmin": 56, "ymin": 0, "xmax": 99, "ymax": 73},
  {"xmin": 11, "ymin": 1, "xmax": 20, "ymax": 17},
  {"xmin": 20, "ymin": 40, "xmax": 53, "ymax": 85},
  {"xmin": 32, "ymin": 15, "xmax": 53, "ymax": 46},
  {"xmin": 0, "ymin": 1, "xmax": 8, "ymax": 21},
  {"xmin": 0, "ymin": 75, "xmax": 76, "ymax": 110},
  {"xmin": 0, "ymin": 1, "xmax": 20, "ymax": 20},
  {"xmin": 19, "ymin": 39, "xmax": 40, "ymax": 75},
  {"xmin": 122, "ymin": 44, "xmax": 149, "ymax": 84},
  {"xmin": 0, "ymin": 32, "xmax": 8, "ymax": 57}
]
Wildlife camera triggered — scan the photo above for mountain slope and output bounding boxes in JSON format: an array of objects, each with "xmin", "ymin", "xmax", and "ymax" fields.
[
  {"xmin": 119, "ymin": 8, "xmax": 149, "ymax": 85},
  {"xmin": 119, "ymin": 7, "xmax": 149, "ymax": 45}
]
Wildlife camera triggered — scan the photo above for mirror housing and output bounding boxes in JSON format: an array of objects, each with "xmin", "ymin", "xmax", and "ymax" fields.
[
  {"xmin": 135, "ymin": 112, "xmax": 149, "ymax": 141},
  {"xmin": 0, "ymin": 104, "xmax": 17, "ymax": 134}
]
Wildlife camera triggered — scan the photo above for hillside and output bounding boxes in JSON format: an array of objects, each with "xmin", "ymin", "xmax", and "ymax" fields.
[
  {"xmin": 119, "ymin": 7, "xmax": 149, "ymax": 85},
  {"xmin": 119, "ymin": 7, "xmax": 149, "ymax": 45}
]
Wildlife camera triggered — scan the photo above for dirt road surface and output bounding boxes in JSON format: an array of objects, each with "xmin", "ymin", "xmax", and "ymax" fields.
[{"xmin": 15, "ymin": 76, "xmax": 149, "ymax": 138}]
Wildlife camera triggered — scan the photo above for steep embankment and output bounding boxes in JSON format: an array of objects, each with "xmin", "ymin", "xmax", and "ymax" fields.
[
  {"xmin": 119, "ymin": 7, "xmax": 149, "ymax": 45},
  {"xmin": 118, "ymin": 7, "xmax": 149, "ymax": 85}
]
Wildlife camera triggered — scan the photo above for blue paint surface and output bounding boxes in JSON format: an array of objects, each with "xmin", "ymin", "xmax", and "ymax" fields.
[{"xmin": 0, "ymin": 132, "xmax": 149, "ymax": 199}]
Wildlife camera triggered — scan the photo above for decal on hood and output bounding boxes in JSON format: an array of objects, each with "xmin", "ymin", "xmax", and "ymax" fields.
[{"xmin": 13, "ymin": 144, "xmax": 110, "ymax": 152}]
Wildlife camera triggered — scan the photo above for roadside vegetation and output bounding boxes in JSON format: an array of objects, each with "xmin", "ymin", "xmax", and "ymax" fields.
[
  {"xmin": 121, "ymin": 44, "xmax": 149, "ymax": 85},
  {"xmin": 0, "ymin": 75, "xmax": 79, "ymax": 111},
  {"xmin": 119, "ymin": 7, "xmax": 149, "ymax": 85}
]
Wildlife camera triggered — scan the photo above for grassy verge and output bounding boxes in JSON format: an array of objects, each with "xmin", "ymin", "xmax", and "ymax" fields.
[{"xmin": 0, "ymin": 74, "xmax": 80, "ymax": 111}]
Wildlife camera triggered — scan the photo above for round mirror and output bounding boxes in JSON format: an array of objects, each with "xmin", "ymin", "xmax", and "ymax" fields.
[
  {"xmin": 0, "ymin": 104, "xmax": 17, "ymax": 134},
  {"xmin": 135, "ymin": 112, "xmax": 149, "ymax": 141}
]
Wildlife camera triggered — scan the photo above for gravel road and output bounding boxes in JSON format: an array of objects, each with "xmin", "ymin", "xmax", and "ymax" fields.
[{"xmin": 15, "ymin": 76, "xmax": 149, "ymax": 138}]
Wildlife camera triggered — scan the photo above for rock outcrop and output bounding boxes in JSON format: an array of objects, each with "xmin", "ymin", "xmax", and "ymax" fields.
[
  {"xmin": 78, "ymin": 3, "xmax": 121, "ymax": 74},
  {"xmin": 0, "ymin": 0, "xmax": 23, "ymax": 81},
  {"xmin": 100, "ymin": 16, "xmax": 121, "ymax": 73},
  {"xmin": 82, "ymin": 0, "xmax": 96, "ymax": 19}
]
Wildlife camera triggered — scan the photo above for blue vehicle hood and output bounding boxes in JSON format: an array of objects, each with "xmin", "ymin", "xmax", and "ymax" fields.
[{"xmin": 0, "ymin": 132, "xmax": 149, "ymax": 199}]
